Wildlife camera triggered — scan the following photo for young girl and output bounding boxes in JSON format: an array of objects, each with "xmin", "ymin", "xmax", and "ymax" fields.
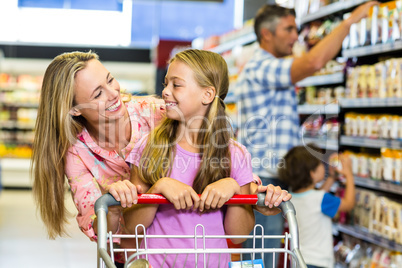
[
  {"xmin": 278, "ymin": 144, "xmax": 355, "ymax": 268},
  {"xmin": 108, "ymin": 49, "xmax": 290, "ymax": 267}
]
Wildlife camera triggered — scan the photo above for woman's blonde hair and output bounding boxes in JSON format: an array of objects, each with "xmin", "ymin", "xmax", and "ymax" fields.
[
  {"xmin": 138, "ymin": 49, "xmax": 232, "ymax": 193},
  {"xmin": 31, "ymin": 51, "xmax": 98, "ymax": 239}
]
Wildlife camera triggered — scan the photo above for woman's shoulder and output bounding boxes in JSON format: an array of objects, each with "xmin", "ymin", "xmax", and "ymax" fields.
[{"xmin": 125, "ymin": 95, "xmax": 165, "ymax": 120}]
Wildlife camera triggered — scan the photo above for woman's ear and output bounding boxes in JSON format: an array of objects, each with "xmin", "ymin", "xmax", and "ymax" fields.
[
  {"xmin": 202, "ymin": 87, "xmax": 216, "ymax": 105},
  {"xmin": 69, "ymin": 107, "xmax": 81, "ymax": 117}
]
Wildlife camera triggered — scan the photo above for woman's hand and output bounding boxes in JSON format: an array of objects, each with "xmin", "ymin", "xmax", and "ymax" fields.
[
  {"xmin": 106, "ymin": 180, "xmax": 143, "ymax": 208},
  {"xmin": 253, "ymin": 184, "xmax": 292, "ymax": 216},
  {"xmin": 199, "ymin": 178, "xmax": 240, "ymax": 212},
  {"xmin": 152, "ymin": 177, "xmax": 200, "ymax": 210}
]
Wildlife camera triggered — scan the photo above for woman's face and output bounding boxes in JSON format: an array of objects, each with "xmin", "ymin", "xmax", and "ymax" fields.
[
  {"xmin": 162, "ymin": 60, "xmax": 208, "ymax": 122},
  {"xmin": 70, "ymin": 59, "xmax": 126, "ymax": 125}
]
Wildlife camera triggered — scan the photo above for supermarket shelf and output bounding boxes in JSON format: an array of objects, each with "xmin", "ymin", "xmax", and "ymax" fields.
[
  {"xmin": 0, "ymin": 158, "xmax": 32, "ymax": 188},
  {"xmin": 297, "ymin": 103, "xmax": 339, "ymax": 114},
  {"xmin": 342, "ymin": 40, "xmax": 402, "ymax": 58},
  {"xmin": 336, "ymin": 224, "xmax": 402, "ymax": 252},
  {"xmin": 296, "ymin": 72, "xmax": 344, "ymax": 87},
  {"xmin": 339, "ymin": 97, "xmax": 402, "ymax": 108},
  {"xmin": 210, "ymin": 32, "xmax": 256, "ymax": 54},
  {"xmin": 2, "ymin": 121, "xmax": 35, "ymax": 130},
  {"xmin": 340, "ymin": 136, "xmax": 402, "ymax": 149},
  {"xmin": 1, "ymin": 102, "xmax": 38, "ymax": 108},
  {"xmin": 298, "ymin": 0, "xmax": 368, "ymax": 25},
  {"xmin": 354, "ymin": 176, "xmax": 402, "ymax": 195},
  {"xmin": 301, "ymin": 137, "xmax": 339, "ymax": 151}
]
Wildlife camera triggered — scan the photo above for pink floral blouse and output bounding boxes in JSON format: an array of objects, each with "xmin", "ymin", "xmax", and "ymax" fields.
[{"xmin": 65, "ymin": 96, "xmax": 164, "ymax": 241}]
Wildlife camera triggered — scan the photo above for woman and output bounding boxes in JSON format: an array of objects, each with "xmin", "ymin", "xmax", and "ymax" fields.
[{"xmin": 31, "ymin": 51, "xmax": 164, "ymax": 265}]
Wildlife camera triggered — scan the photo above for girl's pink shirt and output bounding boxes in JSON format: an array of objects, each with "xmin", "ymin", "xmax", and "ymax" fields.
[{"xmin": 65, "ymin": 97, "xmax": 164, "ymax": 240}]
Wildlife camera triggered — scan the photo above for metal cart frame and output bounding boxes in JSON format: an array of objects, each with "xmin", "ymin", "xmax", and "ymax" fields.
[{"xmin": 95, "ymin": 193, "xmax": 307, "ymax": 268}]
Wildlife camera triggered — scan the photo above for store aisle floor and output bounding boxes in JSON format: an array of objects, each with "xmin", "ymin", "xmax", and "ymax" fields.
[{"xmin": 0, "ymin": 189, "xmax": 97, "ymax": 267}]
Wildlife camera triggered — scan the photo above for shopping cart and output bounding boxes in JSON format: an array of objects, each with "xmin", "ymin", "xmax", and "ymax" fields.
[{"xmin": 95, "ymin": 193, "xmax": 307, "ymax": 268}]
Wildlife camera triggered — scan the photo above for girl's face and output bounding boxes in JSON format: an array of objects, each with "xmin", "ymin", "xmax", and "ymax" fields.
[
  {"xmin": 162, "ymin": 60, "xmax": 208, "ymax": 122},
  {"xmin": 310, "ymin": 163, "xmax": 325, "ymax": 184},
  {"xmin": 70, "ymin": 59, "xmax": 126, "ymax": 125}
]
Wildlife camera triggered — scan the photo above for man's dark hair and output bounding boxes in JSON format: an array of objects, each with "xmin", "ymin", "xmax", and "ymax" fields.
[{"xmin": 254, "ymin": 4, "xmax": 296, "ymax": 43}]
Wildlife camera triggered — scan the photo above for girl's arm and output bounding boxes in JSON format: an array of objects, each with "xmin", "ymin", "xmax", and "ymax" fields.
[
  {"xmin": 123, "ymin": 166, "xmax": 201, "ymax": 234},
  {"xmin": 223, "ymin": 183, "xmax": 255, "ymax": 244},
  {"xmin": 198, "ymin": 177, "xmax": 254, "ymax": 243}
]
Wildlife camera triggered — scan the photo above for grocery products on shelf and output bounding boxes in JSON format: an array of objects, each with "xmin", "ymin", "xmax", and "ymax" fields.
[
  {"xmin": 334, "ymin": 234, "xmax": 402, "ymax": 267},
  {"xmin": 344, "ymin": 112, "xmax": 402, "ymax": 140},
  {"xmin": 345, "ymin": 58, "xmax": 402, "ymax": 99},
  {"xmin": 0, "ymin": 73, "xmax": 42, "ymax": 158}
]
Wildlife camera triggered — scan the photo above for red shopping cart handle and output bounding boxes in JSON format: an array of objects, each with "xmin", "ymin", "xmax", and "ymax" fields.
[{"xmin": 136, "ymin": 193, "xmax": 259, "ymax": 205}]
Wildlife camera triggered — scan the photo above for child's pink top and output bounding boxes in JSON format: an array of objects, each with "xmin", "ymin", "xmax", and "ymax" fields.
[
  {"xmin": 127, "ymin": 136, "xmax": 254, "ymax": 267},
  {"xmin": 65, "ymin": 97, "xmax": 164, "ymax": 241}
]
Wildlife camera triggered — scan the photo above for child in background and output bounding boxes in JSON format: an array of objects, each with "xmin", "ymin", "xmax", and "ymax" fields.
[
  {"xmin": 278, "ymin": 144, "xmax": 355, "ymax": 268},
  {"xmin": 108, "ymin": 49, "xmax": 291, "ymax": 267}
]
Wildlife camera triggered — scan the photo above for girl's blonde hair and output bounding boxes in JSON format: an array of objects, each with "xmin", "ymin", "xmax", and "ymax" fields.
[
  {"xmin": 31, "ymin": 51, "xmax": 98, "ymax": 239},
  {"xmin": 138, "ymin": 49, "xmax": 232, "ymax": 193}
]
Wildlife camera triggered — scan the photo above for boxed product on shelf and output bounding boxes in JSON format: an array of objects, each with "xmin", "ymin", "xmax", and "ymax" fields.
[
  {"xmin": 369, "ymin": 155, "xmax": 383, "ymax": 180},
  {"xmin": 396, "ymin": 201, "xmax": 402, "ymax": 244},
  {"xmin": 392, "ymin": 0, "xmax": 402, "ymax": 41},
  {"xmin": 386, "ymin": 58, "xmax": 402, "ymax": 98},
  {"xmin": 381, "ymin": 3, "xmax": 390, "ymax": 44},
  {"xmin": 356, "ymin": 189, "xmax": 378, "ymax": 230},
  {"xmin": 345, "ymin": 66, "xmax": 358, "ymax": 98},
  {"xmin": 386, "ymin": 200, "xmax": 399, "ymax": 242},
  {"xmin": 375, "ymin": 61, "xmax": 388, "ymax": 98},
  {"xmin": 342, "ymin": 13, "xmax": 352, "ymax": 50},
  {"xmin": 381, "ymin": 148, "xmax": 402, "ymax": 184},
  {"xmin": 359, "ymin": 17, "xmax": 371, "ymax": 47},
  {"xmin": 371, "ymin": 4, "xmax": 382, "ymax": 45}
]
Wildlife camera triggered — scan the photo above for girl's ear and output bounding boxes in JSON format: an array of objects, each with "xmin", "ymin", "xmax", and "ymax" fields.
[
  {"xmin": 69, "ymin": 107, "xmax": 81, "ymax": 117},
  {"xmin": 202, "ymin": 87, "xmax": 216, "ymax": 105}
]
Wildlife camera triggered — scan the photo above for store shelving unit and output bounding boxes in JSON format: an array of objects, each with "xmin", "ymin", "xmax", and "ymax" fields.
[
  {"xmin": 340, "ymin": 97, "xmax": 402, "ymax": 108},
  {"xmin": 331, "ymin": 1, "xmax": 402, "ymax": 260},
  {"xmin": 202, "ymin": 0, "xmax": 402, "ymax": 263},
  {"xmin": 342, "ymin": 40, "xmax": 402, "ymax": 58},
  {"xmin": 335, "ymin": 224, "xmax": 402, "ymax": 252},
  {"xmin": 296, "ymin": 72, "xmax": 344, "ymax": 88},
  {"xmin": 302, "ymin": 136, "xmax": 339, "ymax": 150},
  {"xmin": 353, "ymin": 176, "xmax": 402, "ymax": 195},
  {"xmin": 298, "ymin": 0, "xmax": 369, "ymax": 25},
  {"xmin": 340, "ymin": 136, "xmax": 402, "ymax": 149},
  {"xmin": 0, "ymin": 83, "xmax": 39, "ymax": 187},
  {"xmin": 297, "ymin": 103, "xmax": 340, "ymax": 114},
  {"xmin": 210, "ymin": 32, "xmax": 256, "ymax": 54}
]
